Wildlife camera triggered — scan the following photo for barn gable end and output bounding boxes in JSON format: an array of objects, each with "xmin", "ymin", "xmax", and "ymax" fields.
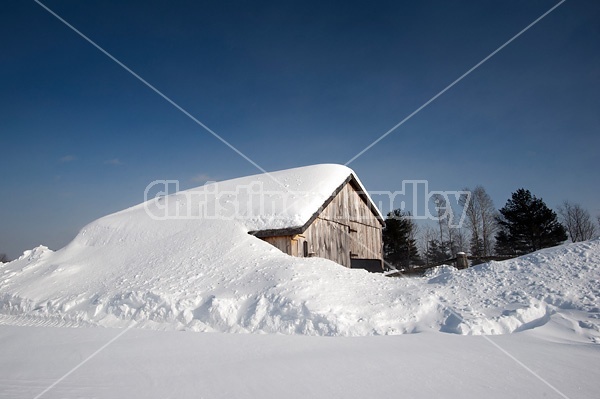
[{"xmin": 251, "ymin": 173, "xmax": 384, "ymax": 271}]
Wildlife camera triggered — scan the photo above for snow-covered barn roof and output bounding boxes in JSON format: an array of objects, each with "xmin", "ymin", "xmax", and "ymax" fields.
[{"xmin": 147, "ymin": 164, "xmax": 384, "ymax": 234}]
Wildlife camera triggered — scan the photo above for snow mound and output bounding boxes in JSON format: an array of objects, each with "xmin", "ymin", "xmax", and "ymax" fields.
[
  {"xmin": 430, "ymin": 240, "xmax": 600, "ymax": 338},
  {"xmin": 1, "ymin": 164, "xmax": 599, "ymax": 337}
]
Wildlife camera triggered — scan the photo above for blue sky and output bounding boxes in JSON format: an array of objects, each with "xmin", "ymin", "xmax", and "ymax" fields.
[{"xmin": 1, "ymin": 0, "xmax": 599, "ymax": 258}]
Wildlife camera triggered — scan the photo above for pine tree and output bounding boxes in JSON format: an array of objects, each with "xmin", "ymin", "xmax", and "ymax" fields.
[
  {"xmin": 468, "ymin": 237, "xmax": 486, "ymax": 265},
  {"xmin": 495, "ymin": 189, "xmax": 567, "ymax": 255},
  {"xmin": 469, "ymin": 237, "xmax": 484, "ymax": 257},
  {"xmin": 425, "ymin": 239, "xmax": 447, "ymax": 264},
  {"xmin": 383, "ymin": 210, "xmax": 422, "ymax": 269}
]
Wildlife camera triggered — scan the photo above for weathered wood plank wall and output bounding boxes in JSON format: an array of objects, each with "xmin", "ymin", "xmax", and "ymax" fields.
[
  {"xmin": 303, "ymin": 182, "xmax": 382, "ymax": 267},
  {"xmin": 258, "ymin": 180, "xmax": 383, "ymax": 268},
  {"xmin": 263, "ymin": 236, "xmax": 297, "ymax": 256}
]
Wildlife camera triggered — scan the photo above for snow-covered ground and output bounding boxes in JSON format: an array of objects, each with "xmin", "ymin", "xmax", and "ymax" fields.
[
  {"xmin": 1, "ymin": 242, "xmax": 599, "ymax": 398},
  {"xmin": 1, "ymin": 321, "xmax": 598, "ymax": 399},
  {"xmin": 0, "ymin": 164, "xmax": 599, "ymax": 397},
  {"xmin": 1, "ymin": 222, "xmax": 599, "ymax": 337}
]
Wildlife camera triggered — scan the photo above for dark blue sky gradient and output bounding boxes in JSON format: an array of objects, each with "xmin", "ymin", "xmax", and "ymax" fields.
[{"xmin": 1, "ymin": 1, "xmax": 599, "ymax": 258}]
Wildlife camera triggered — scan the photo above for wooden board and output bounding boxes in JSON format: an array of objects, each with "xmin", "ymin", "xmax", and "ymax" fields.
[{"xmin": 302, "ymin": 182, "xmax": 382, "ymax": 267}]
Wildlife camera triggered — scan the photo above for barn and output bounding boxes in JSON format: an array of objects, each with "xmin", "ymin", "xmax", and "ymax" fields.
[{"xmin": 247, "ymin": 165, "xmax": 385, "ymax": 272}]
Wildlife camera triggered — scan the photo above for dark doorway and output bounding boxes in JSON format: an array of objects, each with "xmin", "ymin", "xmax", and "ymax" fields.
[{"xmin": 350, "ymin": 258, "xmax": 383, "ymax": 273}]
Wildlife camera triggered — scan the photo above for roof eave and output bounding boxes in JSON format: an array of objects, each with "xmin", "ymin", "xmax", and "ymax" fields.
[{"xmin": 251, "ymin": 173, "xmax": 385, "ymax": 238}]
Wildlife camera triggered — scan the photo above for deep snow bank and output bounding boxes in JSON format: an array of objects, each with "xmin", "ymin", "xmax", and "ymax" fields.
[
  {"xmin": 2, "ymin": 232, "xmax": 598, "ymax": 338},
  {"xmin": 0, "ymin": 165, "xmax": 599, "ymax": 337}
]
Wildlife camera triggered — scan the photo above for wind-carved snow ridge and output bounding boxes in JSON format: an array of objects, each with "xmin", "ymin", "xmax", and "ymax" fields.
[
  {"xmin": 439, "ymin": 298, "xmax": 553, "ymax": 335},
  {"xmin": 0, "ymin": 164, "xmax": 599, "ymax": 338},
  {"xmin": 2, "ymin": 238, "xmax": 598, "ymax": 338}
]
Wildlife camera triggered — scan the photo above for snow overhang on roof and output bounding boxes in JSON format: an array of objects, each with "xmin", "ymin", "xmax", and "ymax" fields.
[
  {"xmin": 249, "ymin": 170, "xmax": 385, "ymax": 237},
  {"xmin": 164, "ymin": 164, "xmax": 384, "ymax": 234}
]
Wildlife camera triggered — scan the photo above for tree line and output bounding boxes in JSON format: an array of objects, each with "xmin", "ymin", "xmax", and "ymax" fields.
[{"xmin": 383, "ymin": 187, "xmax": 598, "ymax": 270}]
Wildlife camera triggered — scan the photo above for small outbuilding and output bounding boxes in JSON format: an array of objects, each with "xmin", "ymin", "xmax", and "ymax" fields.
[{"xmin": 248, "ymin": 165, "xmax": 385, "ymax": 272}]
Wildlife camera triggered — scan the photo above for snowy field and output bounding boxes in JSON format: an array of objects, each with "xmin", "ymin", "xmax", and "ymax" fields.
[
  {"xmin": 1, "ymin": 165, "xmax": 599, "ymax": 397},
  {"xmin": 0, "ymin": 321, "xmax": 598, "ymax": 399},
  {"xmin": 1, "ymin": 239, "xmax": 599, "ymax": 398}
]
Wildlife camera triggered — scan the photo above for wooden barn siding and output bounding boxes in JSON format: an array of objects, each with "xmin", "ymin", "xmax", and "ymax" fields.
[
  {"xmin": 304, "ymin": 218, "xmax": 349, "ymax": 266},
  {"xmin": 319, "ymin": 183, "xmax": 381, "ymax": 228},
  {"xmin": 303, "ymin": 183, "xmax": 382, "ymax": 267},
  {"xmin": 262, "ymin": 236, "xmax": 297, "ymax": 256}
]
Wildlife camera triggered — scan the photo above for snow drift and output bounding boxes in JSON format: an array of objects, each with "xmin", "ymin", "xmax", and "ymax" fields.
[{"xmin": 1, "ymin": 164, "xmax": 599, "ymax": 338}]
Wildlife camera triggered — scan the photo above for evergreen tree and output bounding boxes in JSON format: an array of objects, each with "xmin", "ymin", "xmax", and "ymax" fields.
[
  {"xmin": 495, "ymin": 189, "xmax": 567, "ymax": 255},
  {"xmin": 470, "ymin": 237, "xmax": 484, "ymax": 258},
  {"xmin": 494, "ymin": 230, "xmax": 514, "ymax": 256},
  {"xmin": 469, "ymin": 237, "xmax": 486, "ymax": 265},
  {"xmin": 383, "ymin": 210, "xmax": 422, "ymax": 269},
  {"xmin": 425, "ymin": 239, "xmax": 448, "ymax": 264}
]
